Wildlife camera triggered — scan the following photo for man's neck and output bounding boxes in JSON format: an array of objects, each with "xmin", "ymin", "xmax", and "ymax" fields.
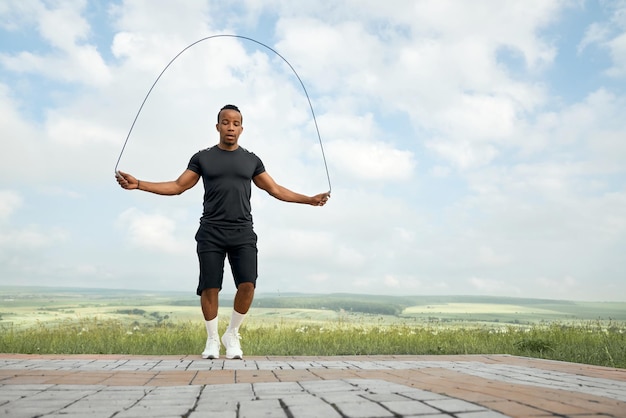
[{"xmin": 217, "ymin": 143, "xmax": 239, "ymax": 151}]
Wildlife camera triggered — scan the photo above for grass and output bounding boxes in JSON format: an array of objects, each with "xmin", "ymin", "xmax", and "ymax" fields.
[
  {"xmin": 2, "ymin": 288, "xmax": 625, "ymax": 368},
  {"xmin": 1, "ymin": 318, "xmax": 624, "ymax": 368}
]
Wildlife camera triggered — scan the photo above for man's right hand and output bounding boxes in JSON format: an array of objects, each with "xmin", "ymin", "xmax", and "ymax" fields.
[{"xmin": 115, "ymin": 171, "xmax": 139, "ymax": 190}]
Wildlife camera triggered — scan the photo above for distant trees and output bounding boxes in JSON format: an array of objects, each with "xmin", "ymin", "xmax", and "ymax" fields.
[
  {"xmin": 115, "ymin": 309, "xmax": 146, "ymax": 315},
  {"xmin": 115, "ymin": 309, "xmax": 169, "ymax": 324},
  {"xmin": 253, "ymin": 297, "xmax": 404, "ymax": 316}
]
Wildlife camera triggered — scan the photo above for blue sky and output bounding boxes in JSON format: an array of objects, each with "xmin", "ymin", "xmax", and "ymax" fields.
[{"xmin": 1, "ymin": 0, "xmax": 625, "ymax": 301}]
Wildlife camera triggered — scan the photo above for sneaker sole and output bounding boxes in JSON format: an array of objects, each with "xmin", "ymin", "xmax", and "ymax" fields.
[
  {"xmin": 225, "ymin": 354, "xmax": 242, "ymax": 360},
  {"xmin": 202, "ymin": 353, "xmax": 219, "ymax": 359}
]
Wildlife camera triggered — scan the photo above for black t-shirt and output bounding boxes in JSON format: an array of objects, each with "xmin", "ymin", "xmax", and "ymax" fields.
[{"xmin": 187, "ymin": 146, "xmax": 265, "ymax": 227}]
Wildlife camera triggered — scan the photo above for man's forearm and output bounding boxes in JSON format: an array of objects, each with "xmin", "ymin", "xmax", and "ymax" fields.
[
  {"xmin": 137, "ymin": 180, "xmax": 185, "ymax": 196},
  {"xmin": 271, "ymin": 185, "xmax": 314, "ymax": 204}
]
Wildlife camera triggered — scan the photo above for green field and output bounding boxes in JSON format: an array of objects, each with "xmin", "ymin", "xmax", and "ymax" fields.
[
  {"xmin": 3, "ymin": 286, "xmax": 625, "ymax": 329},
  {"xmin": 1, "ymin": 286, "xmax": 625, "ymax": 368}
]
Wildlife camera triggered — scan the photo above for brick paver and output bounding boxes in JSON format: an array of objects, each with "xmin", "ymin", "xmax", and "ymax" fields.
[{"xmin": 0, "ymin": 354, "xmax": 624, "ymax": 417}]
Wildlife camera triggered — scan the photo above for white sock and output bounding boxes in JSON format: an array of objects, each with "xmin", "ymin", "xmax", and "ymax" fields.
[
  {"xmin": 227, "ymin": 311, "xmax": 246, "ymax": 334},
  {"xmin": 205, "ymin": 317, "xmax": 218, "ymax": 340}
]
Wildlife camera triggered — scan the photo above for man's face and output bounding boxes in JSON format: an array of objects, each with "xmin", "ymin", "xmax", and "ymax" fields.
[{"xmin": 216, "ymin": 109, "xmax": 243, "ymax": 147}]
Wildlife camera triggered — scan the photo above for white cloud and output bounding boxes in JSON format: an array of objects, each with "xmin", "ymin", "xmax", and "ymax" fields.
[
  {"xmin": 37, "ymin": 0, "xmax": 91, "ymax": 51},
  {"xmin": 0, "ymin": 225, "xmax": 68, "ymax": 249},
  {"xmin": 435, "ymin": 94, "xmax": 519, "ymax": 141},
  {"xmin": 384, "ymin": 275, "xmax": 400, "ymax": 288},
  {"xmin": 1, "ymin": 0, "xmax": 625, "ymax": 301},
  {"xmin": 521, "ymin": 89, "xmax": 626, "ymax": 170},
  {"xmin": 47, "ymin": 113, "xmax": 121, "ymax": 146},
  {"xmin": 477, "ymin": 246, "xmax": 512, "ymax": 267},
  {"xmin": 606, "ymin": 32, "xmax": 626, "ymax": 77},
  {"xmin": 39, "ymin": 186, "xmax": 82, "ymax": 199},
  {"xmin": 328, "ymin": 139, "xmax": 415, "ymax": 181},
  {"xmin": 533, "ymin": 275, "xmax": 579, "ymax": 297},
  {"xmin": 117, "ymin": 208, "xmax": 187, "ymax": 254},
  {"xmin": 578, "ymin": 22, "xmax": 609, "ymax": 53},
  {"xmin": 468, "ymin": 277, "xmax": 521, "ymax": 296},
  {"xmin": 577, "ymin": 2, "xmax": 626, "ymax": 78},
  {"xmin": 0, "ymin": 84, "xmax": 44, "ymax": 179},
  {"xmin": 0, "ymin": 1, "xmax": 42, "ymax": 31},
  {"xmin": 0, "ymin": 191, "xmax": 68, "ymax": 257},
  {"xmin": 275, "ymin": 18, "xmax": 385, "ymax": 94},
  {"xmin": 426, "ymin": 139, "xmax": 498, "ymax": 170},
  {"xmin": 430, "ymin": 165, "xmax": 451, "ymax": 178},
  {"xmin": 0, "ymin": 190, "xmax": 22, "ymax": 221},
  {"xmin": 266, "ymin": 1, "xmax": 558, "ymax": 176},
  {"xmin": 0, "ymin": 0, "xmax": 111, "ymax": 85}
]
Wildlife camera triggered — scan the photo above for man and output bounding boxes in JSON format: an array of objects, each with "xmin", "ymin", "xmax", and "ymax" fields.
[{"xmin": 116, "ymin": 104, "xmax": 330, "ymax": 359}]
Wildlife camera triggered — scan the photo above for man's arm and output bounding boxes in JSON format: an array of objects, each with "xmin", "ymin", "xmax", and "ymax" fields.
[
  {"xmin": 116, "ymin": 169, "xmax": 200, "ymax": 195},
  {"xmin": 253, "ymin": 171, "xmax": 330, "ymax": 206}
]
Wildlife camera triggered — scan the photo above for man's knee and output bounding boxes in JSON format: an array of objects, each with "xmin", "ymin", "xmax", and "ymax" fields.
[
  {"xmin": 237, "ymin": 282, "xmax": 255, "ymax": 293},
  {"xmin": 202, "ymin": 288, "xmax": 220, "ymax": 296}
]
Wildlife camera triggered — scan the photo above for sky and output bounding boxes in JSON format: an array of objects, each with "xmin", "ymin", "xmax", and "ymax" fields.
[{"xmin": 1, "ymin": 0, "xmax": 626, "ymax": 302}]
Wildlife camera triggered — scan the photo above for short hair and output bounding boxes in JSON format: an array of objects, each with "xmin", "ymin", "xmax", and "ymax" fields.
[{"xmin": 217, "ymin": 104, "xmax": 242, "ymax": 123}]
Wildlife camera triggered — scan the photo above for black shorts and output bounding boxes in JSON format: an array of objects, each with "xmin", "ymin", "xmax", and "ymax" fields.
[{"xmin": 195, "ymin": 224, "xmax": 258, "ymax": 295}]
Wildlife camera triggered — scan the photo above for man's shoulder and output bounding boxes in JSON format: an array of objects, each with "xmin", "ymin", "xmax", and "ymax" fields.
[
  {"xmin": 238, "ymin": 146, "xmax": 262, "ymax": 159},
  {"xmin": 192, "ymin": 146, "xmax": 217, "ymax": 159},
  {"xmin": 197, "ymin": 145, "xmax": 252, "ymax": 154},
  {"xmin": 199, "ymin": 145, "xmax": 217, "ymax": 153},
  {"xmin": 194, "ymin": 145, "xmax": 261, "ymax": 162}
]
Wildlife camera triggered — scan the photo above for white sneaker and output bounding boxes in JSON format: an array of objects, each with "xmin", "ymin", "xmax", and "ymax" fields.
[
  {"xmin": 201, "ymin": 337, "xmax": 220, "ymax": 359},
  {"xmin": 221, "ymin": 330, "xmax": 243, "ymax": 359}
]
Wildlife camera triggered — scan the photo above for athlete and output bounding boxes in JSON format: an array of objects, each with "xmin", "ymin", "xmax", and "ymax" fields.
[{"xmin": 116, "ymin": 104, "xmax": 330, "ymax": 359}]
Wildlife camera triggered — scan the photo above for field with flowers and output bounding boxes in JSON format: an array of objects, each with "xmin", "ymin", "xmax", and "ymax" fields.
[{"xmin": 1, "ymin": 286, "xmax": 625, "ymax": 368}]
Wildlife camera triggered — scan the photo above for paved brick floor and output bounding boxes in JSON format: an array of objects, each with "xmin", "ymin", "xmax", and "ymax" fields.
[{"xmin": 1, "ymin": 354, "xmax": 625, "ymax": 417}]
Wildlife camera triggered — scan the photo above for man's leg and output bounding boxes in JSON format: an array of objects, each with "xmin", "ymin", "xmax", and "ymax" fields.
[
  {"xmin": 222, "ymin": 227, "xmax": 257, "ymax": 359},
  {"xmin": 201, "ymin": 288, "xmax": 220, "ymax": 320},
  {"xmin": 195, "ymin": 224, "xmax": 227, "ymax": 359},
  {"xmin": 200, "ymin": 288, "xmax": 220, "ymax": 359},
  {"xmin": 233, "ymin": 282, "xmax": 255, "ymax": 314},
  {"xmin": 221, "ymin": 282, "xmax": 254, "ymax": 359},
  {"xmin": 197, "ymin": 248, "xmax": 223, "ymax": 356}
]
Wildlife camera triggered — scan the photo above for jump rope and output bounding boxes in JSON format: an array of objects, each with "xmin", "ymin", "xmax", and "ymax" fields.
[{"xmin": 114, "ymin": 34, "xmax": 332, "ymax": 194}]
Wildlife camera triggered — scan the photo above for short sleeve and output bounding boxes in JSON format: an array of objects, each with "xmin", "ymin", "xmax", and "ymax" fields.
[
  {"xmin": 252, "ymin": 153, "xmax": 265, "ymax": 177},
  {"xmin": 187, "ymin": 151, "xmax": 201, "ymax": 175}
]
